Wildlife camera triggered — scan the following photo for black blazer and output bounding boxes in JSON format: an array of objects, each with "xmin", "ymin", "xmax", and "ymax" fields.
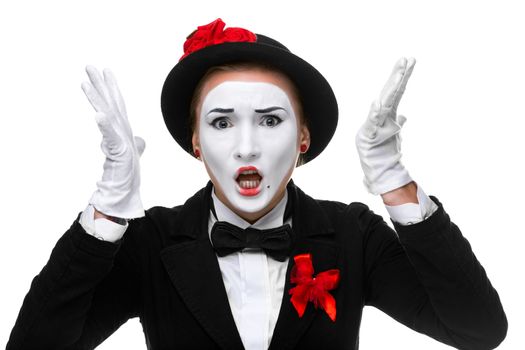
[{"xmin": 7, "ymin": 180, "xmax": 507, "ymax": 349}]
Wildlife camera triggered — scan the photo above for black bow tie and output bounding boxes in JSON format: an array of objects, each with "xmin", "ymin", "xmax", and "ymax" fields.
[{"xmin": 210, "ymin": 221, "xmax": 293, "ymax": 262}]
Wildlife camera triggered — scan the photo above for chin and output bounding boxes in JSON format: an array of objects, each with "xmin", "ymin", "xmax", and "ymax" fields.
[
  {"xmin": 231, "ymin": 196, "xmax": 270, "ymax": 215},
  {"xmin": 229, "ymin": 185, "xmax": 275, "ymax": 214}
]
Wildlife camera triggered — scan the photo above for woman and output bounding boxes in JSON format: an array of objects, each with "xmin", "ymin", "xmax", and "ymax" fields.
[{"xmin": 7, "ymin": 18, "xmax": 507, "ymax": 349}]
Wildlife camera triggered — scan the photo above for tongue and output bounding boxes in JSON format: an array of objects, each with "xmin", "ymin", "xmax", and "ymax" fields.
[{"xmin": 237, "ymin": 174, "xmax": 262, "ymax": 182}]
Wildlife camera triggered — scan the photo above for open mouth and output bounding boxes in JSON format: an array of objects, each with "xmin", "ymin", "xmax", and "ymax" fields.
[{"xmin": 235, "ymin": 166, "xmax": 263, "ymax": 195}]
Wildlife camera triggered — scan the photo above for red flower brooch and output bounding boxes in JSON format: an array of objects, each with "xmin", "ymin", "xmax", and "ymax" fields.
[
  {"xmin": 180, "ymin": 18, "xmax": 257, "ymax": 61},
  {"xmin": 289, "ymin": 253, "xmax": 340, "ymax": 322}
]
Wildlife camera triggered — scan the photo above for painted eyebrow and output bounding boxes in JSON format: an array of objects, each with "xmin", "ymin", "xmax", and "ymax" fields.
[
  {"xmin": 206, "ymin": 108, "xmax": 234, "ymax": 115},
  {"xmin": 254, "ymin": 106, "xmax": 285, "ymax": 113}
]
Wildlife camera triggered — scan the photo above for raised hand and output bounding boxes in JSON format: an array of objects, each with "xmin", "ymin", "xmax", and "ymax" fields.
[
  {"xmin": 82, "ymin": 66, "xmax": 146, "ymax": 219},
  {"xmin": 355, "ymin": 57, "xmax": 415, "ymax": 195}
]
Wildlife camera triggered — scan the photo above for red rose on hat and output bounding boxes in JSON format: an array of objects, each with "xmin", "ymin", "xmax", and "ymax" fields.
[
  {"xmin": 223, "ymin": 27, "xmax": 256, "ymax": 42},
  {"xmin": 180, "ymin": 18, "xmax": 256, "ymax": 60}
]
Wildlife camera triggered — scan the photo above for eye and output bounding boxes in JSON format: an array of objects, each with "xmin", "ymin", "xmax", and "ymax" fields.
[
  {"xmin": 211, "ymin": 117, "xmax": 232, "ymax": 129},
  {"xmin": 260, "ymin": 115, "xmax": 282, "ymax": 127}
]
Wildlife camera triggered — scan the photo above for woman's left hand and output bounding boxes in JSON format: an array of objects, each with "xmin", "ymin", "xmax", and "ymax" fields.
[{"xmin": 355, "ymin": 57, "xmax": 416, "ymax": 195}]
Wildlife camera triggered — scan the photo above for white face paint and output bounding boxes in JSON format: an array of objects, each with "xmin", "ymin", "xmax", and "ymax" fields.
[{"xmin": 198, "ymin": 81, "xmax": 299, "ymax": 215}]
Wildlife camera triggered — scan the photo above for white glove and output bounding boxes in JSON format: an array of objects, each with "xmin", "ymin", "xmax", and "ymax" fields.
[
  {"xmin": 355, "ymin": 57, "xmax": 415, "ymax": 195},
  {"xmin": 82, "ymin": 66, "xmax": 146, "ymax": 219}
]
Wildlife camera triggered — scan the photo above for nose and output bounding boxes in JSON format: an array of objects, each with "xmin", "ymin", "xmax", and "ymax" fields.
[{"xmin": 233, "ymin": 125, "xmax": 261, "ymax": 160}]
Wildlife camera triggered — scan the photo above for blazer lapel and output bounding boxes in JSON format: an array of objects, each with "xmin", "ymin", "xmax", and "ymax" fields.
[
  {"xmin": 160, "ymin": 182, "xmax": 244, "ymax": 350},
  {"xmin": 269, "ymin": 180, "xmax": 340, "ymax": 350}
]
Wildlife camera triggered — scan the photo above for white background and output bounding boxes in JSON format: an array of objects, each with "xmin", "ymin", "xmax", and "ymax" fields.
[{"xmin": 1, "ymin": 0, "xmax": 523, "ymax": 349}]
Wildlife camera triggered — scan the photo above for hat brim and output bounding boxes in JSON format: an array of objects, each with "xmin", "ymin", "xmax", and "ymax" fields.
[{"xmin": 161, "ymin": 34, "xmax": 338, "ymax": 165}]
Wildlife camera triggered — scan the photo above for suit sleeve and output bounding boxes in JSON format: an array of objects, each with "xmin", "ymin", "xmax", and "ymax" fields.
[
  {"xmin": 361, "ymin": 195, "xmax": 508, "ymax": 350},
  {"xmin": 6, "ymin": 211, "xmax": 143, "ymax": 350}
]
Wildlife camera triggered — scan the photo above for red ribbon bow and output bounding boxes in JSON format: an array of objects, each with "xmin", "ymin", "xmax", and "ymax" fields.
[
  {"xmin": 289, "ymin": 253, "xmax": 340, "ymax": 322},
  {"xmin": 180, "ymin": 18, "xmax": 257, "ymax": 61}
]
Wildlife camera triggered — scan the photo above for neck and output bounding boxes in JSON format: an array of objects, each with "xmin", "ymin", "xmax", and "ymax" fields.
[{"xmin": 213, "ymin": 188, "xmax": 286, "ymax": 225}]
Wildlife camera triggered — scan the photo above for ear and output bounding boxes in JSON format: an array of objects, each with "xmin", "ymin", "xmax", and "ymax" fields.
[
  {"xmin": 192, "ymin": 132, "xmax": 201, "ymax": 159},
  {"xmin": 299, "ymin": 125, "xmax": 311, "ymax": 151}
]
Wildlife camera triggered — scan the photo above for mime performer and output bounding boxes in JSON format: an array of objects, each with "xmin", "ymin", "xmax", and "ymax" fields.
[{"xmin": 7, "ymin": 18, "xmax": 507, "ymax": 350}]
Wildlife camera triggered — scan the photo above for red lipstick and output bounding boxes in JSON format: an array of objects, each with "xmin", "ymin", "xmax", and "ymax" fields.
[{"xmin": 235, "ymin": 166, "xmax": 262, "ymax": 196}]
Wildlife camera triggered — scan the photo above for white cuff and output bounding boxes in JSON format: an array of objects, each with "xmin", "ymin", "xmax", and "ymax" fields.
[
  {"xmin": 384, "ymin": 183, "xmax": 439, "ymax": 225},
  {"xmin": 79, "ymin": 204, "xmax": 129, "ymax": 243}
]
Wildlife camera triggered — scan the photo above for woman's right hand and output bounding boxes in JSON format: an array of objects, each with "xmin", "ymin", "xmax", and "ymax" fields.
[{"xmin": 82, "ymin": 66, "xmax": 146, "ymax": 219}]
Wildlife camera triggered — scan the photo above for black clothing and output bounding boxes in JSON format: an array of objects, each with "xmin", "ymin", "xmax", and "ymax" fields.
[
  {"xmin": 210, "ymin": 221, "xmax": 293, "ymax": 261},
  {"xmin": 7, "ymin": 180, "xmax": 507, "ymax": 349}
]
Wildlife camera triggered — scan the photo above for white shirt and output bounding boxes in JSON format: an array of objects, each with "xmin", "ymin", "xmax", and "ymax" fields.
[
  {"xmin": 79, "ymin": 183, "xmax": 438, "ymax": 350},
  {"xmin": 208, "ymin": 188, "xmax": 291, "ymax": 349}
]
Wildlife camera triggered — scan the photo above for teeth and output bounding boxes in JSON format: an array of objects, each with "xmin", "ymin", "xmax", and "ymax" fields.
[
  {"xmin": 239, "ymin": 180, "xmax": 260, "ymax": 189},
  {"xmin": 241, "ymin": 170, "xmax": 258, "ymax": 175}
]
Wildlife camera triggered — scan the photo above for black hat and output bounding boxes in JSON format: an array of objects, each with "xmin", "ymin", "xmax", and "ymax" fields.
[{"xmin": 161, "ymin": 18, "xmax": 338, "ymax": 165}]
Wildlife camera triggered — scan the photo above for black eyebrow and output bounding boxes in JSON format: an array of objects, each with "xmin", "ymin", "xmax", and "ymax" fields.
[
  {"xmin": 254, "ymin": 106, "xmax": 285, "ymax": 113},
  {"xmin": 207, "ymin": 108, "xmax": 234, "ymax": 115}
]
